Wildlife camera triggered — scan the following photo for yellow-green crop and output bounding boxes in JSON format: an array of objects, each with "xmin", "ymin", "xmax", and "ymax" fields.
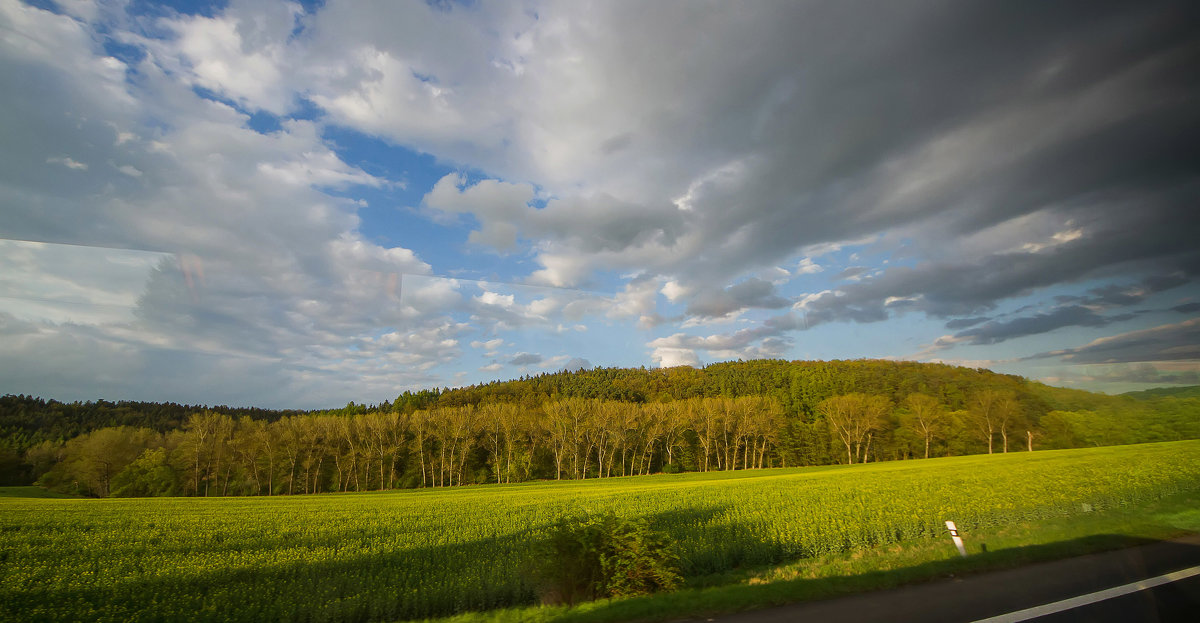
[{"xmin": 3, "ymin": 441, "xmax": 1200, "ymax": 622}]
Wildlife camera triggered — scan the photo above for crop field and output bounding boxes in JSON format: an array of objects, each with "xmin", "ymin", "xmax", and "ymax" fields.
[{"xmin": 4, "ymin": 441, "xmax": 1200, "ymax": 623}]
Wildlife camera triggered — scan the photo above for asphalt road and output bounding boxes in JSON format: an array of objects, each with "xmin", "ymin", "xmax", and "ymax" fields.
[
  {"xmin": 1022, "ymin": 573, "xmax": 1200, "ymax": 623},
  {"xmin": 701, "ymin": 533, "xmax": 1200, "ymax": 623}
]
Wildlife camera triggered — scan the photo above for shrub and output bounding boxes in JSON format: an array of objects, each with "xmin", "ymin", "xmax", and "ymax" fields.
[{"xmin": 536, "ymin": 512, "xmax": 681, "ymax": 605}]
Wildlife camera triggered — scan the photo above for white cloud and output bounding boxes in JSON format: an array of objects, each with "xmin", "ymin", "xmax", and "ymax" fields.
[
  {"xmin": 761, "ymin": 266, "xmax": 793, "ymax": 285},
  {"xmin": 46, "ymin": 156, "xmax": 88, "ymax": 170},
  {"xmin": 0, "ymin": 0, "xmax": 459, "ymax": 406},
  {"xmin": 795, "ymin": 258, "xmax": 823, "ymax": 275},
  {"xmin": 423, "ymin": 173, "xmax": 683, "ymax": 287},
  {"xmin": 529, "ymin": 252, "xmax": 593, "ymax": 288},
  {"xmin": 660, "ymin": 280, "xmax": 690, "ymax": 303},
  {"xmin": 212, "ymin": 0, "xmax": 1195, "ymax": 320},
  {"xmin": 153, "ymin": 0, "xmax": 302, "ymax": 114},
  {"xmin": 680, "ymin": 313, "xmax": 743, "ymax": 329},
  {"xmin": 651, "ymin": 347, "xmax": 700, "ymax": 368},
  {"xmin": 0, "ymin": 240, "xmax": 168, "ymax": 325},
  {"xmin": 607, "ymin": 277, "xmax": 662, "ymax": 328},
  {"xmin": 52, "ymin": 0, "xmax": 100, "ymax": 23},
  {"xmin": 399, "ymin": 276, "xmax": 462, "ymax": 317},
  {"xmin": 475, "ymin": 291, "xmax": 516, "ymax": 309},
  {"xmin": 1020, "ymin": 227, "xmax": 1085, "ymax": 254}
]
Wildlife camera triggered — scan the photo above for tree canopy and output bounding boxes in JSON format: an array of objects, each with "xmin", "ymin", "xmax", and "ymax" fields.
[{"xmin": 4, "ymin": 360, "xmax": 1198, "ymax": 494}]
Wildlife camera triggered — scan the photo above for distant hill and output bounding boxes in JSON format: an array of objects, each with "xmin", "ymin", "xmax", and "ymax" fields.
[
  {"xmin": 436, "ymin": 359, "xmax": 1038, "ymax": 413},
  {"xmin": 1121, "ymin": 385, "xmax": 1200, "ymax": 400}
]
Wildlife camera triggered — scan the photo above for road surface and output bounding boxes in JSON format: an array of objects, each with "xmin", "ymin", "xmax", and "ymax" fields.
[{"xmin": 702, "ymin": 533, "xmax": 1200, "ymax": 623}]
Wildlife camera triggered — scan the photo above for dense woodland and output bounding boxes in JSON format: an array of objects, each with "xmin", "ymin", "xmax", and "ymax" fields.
[{"xmin": 3, "ymin": 359, "xmax": 1198, "ymax": 496}]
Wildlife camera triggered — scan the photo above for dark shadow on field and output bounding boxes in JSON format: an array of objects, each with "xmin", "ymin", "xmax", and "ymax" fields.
[
  {"xmin": 0, "ymin": 485, "xmax": 75, "ymax": 498},
  {"xmin": 645, "ymin": 504, "xmax": 757, "ymax": 574},
  {"xmin": 543, "ymin": 533, "xmax": 1200, "ymax": 623},
  {"xmin": 3, "ymin": 522, "xmax": 550, "ymax": 623},
  {"xmin": 12, "ymin": 498, "xmax": 1196, "ymax": 623},
  {"xmin": 0, "ymin": 503, "xmax": 740, "ymax": 623}
]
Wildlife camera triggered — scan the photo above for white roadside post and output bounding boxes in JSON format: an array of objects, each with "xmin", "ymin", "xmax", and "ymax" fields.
[{"xmin": 945, "ymin": 520, "xmax": 967, "ymax": 557}]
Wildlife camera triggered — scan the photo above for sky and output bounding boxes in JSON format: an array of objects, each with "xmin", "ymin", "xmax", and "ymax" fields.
[{"xmin": 1, "ymin": 0, "xmax": 1199, "ymax": 409}]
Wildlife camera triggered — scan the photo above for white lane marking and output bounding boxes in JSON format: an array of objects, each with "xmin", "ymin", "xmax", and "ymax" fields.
[{"xmin": 970, "ymin": 565, "xmax": 1200, "ymax": 623}]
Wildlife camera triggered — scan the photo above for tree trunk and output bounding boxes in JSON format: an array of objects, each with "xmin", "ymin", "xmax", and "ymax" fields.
[
  {"xmin": 439, "ymin": 444, "xmax": 447, "ymax": 487},
  {"xmin": 418, "ymin": 443, "xmax": 426, "ymax": 487}
]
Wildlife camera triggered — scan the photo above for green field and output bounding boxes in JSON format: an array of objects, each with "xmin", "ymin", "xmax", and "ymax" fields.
[{"xmin": 4, "ymin": 441, "xmax": 1200, "ymax": 623}]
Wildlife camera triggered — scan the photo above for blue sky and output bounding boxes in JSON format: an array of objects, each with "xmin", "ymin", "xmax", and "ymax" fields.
[{"xmin": 1, "ymin": 0, "xmax": 1198, "ymax": 408}]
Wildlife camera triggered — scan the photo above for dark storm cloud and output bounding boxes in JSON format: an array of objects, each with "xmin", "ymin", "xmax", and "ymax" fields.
[
  {"xmin": 560, "ymin": 357, "xmax": 592, "ymax": 372},
  {"xmin": 1055, "ymin": 273, "xmax": 1192, "ymax": 309},
  {"xmin": 684, "ymin": 278, "xmax": 790, "ymax": 318},
  {"xmin": 931, "ymin": 273, "xmax": 1194, "ymax": 346},
  {"xmin": 1027, "ymin": 317, "xmax": 1200, "ymax": 364},
  {"xmin": 629, "ymin": 1, "xmax": 1200, "ymax": 361},
  {"xmin": 420, "ymin": 1, "xmax": 1200, "ymax": 300},
  {"xmin": 665, "ymin": 1, "xmax": 1200, "ymax": 288},
  {"xmin": 508, "ymin": 352, "xmax": 542, "ymax": 366},
  {"xmin": 944, "ymin": 317, "xmax": 989, "ymax": 330},
  {"xmin": 402, "ymin": 0, "xmax": 1200, "ymax": 348},
  {"xmin": 799, "ymin": 189, "xmax": 1200, "ymax": 327},
  {"xmin": 953, "ymin": 306, "xmax": 1135, "ymax": 346},
  {"xmin": 1172, "ymin": 302, "xmax": 1200, "ymax": 314},
  {"xmin": 7, "ymin": 0, "xmax": 1200, "ymax": 404},
  {"xmin": 1081, "ymin": 363, "xmax": 1200, "ymax": 385},
  {"xmin": 835, "ymin": 266, "xmax": 870, "ymax": 281}
]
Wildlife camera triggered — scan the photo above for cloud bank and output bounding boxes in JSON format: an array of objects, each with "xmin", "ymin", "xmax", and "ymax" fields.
[{"xmin": 1, "ymin": 0, "xmax": 1198, "ymax": 405}]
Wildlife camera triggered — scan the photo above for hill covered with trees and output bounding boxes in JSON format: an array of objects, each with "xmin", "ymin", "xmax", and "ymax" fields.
[{"xmin": 2, "ymin": 359, "xmax": 1198, "ymax": 495}]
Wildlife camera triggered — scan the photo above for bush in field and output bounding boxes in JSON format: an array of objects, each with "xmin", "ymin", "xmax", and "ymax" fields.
[{"xmin": 537, "ymin": 512, "xmax": 681, "ymax": 605}]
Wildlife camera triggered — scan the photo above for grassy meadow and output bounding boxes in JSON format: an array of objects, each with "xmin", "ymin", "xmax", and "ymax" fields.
[{"xmin": 3, "ymin": 441, "xmax": 1200, "ymax": 622}]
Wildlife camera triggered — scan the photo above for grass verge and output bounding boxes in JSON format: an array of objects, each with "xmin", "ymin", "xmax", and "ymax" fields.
[{"xmin": 424, "ymin": 491, "xmax": 1200, "ymax": 623}]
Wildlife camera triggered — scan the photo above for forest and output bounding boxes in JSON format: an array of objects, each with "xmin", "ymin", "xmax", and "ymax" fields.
[{"xmin": 3, "ymin": 359, "xmax": 1198, "ymax": 496}]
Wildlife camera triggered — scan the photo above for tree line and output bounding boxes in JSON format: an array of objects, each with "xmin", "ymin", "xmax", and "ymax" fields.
[
  {"xmin": 6, "ymin": 360, "xmax": 1200, "ymax": 494},
  {"xmin": 28, "ymin": 388, "xmax": 1200, "ymax": 498},
  {"xmin": 34, "ymin": 396, "xmax": 783, "ymax": 497}
]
